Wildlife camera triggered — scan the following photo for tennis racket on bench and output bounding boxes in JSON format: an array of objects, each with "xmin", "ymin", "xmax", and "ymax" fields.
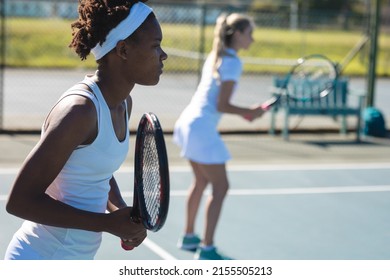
[
  {"xmin": 121, "ymin": 112, "xmax": 170, "ymax": 250},
  {"xmin": 261, "ymin": 54, "xmax": 339, "ymax": 111}
]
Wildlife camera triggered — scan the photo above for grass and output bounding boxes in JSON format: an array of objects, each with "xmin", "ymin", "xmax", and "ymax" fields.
[{"xmin": 4, "ymin": 17, "xmax": 390, "ymax": 76}]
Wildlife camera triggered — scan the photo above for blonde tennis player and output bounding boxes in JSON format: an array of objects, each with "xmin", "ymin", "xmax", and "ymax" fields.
[{"xmin": 174, "ymin": 13, "xmax": 265, "ymax": 260}]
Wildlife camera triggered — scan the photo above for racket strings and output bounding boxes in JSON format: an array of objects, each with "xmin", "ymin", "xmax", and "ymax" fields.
[
  {"xmin": 141, "ymin": 123, "xmax": 162, "ymax": 228},
  {"xmin": 289, "ymin": 58, "xmax": 336, "ymax": 102}
]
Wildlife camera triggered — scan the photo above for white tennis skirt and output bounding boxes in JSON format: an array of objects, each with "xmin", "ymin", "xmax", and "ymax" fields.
[{"xmin": 173, "ymin": 116, "xmax": 231, "ymax": 164}]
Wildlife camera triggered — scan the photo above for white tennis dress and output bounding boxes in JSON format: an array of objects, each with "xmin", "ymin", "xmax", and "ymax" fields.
[
  {"xmin": 173, "ymin": 48, "xmax": 242, "ymax": 164},
  {"xmin": 4, "ymin": 74, "xmax": 129, "ymax": 260}
]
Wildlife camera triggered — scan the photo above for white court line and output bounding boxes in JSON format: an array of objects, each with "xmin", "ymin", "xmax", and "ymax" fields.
[
  {"xmin": 0, "ymin": 168, "xmax": 21, "ymax": 175},
  {"xmin": 225, "ymin": 163, "xmax": 390, "ymax": 172},
  {"xmin": 142, "ymin": 238, "xmax": 177, "ymax": 260},
  {"xmin": 115, "ymin": 163, "xmax": 390, "ymax": 173},
  {"xmin": 119, "ymin": 185, "xmax": 390, "ymax": 198},
  {"xmin": 3, "ymin": 185, "xmax": 389, "ymax": 202},
  {"xmin": 228, "ymin": 185, "xmax": 390, "ymax": 195},
  {"xmin": 1, "ymin": 163, "xmax": 390, "ymax": 175}
]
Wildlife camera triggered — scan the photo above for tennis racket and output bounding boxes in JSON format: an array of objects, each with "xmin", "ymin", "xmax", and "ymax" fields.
[
  {"xmin": 121, "ymin": 112, "xmax": 170, "ymax": 250},
  {"xmin": 261, "ymin": 54, "xmax": 338, "ymax": 110}
]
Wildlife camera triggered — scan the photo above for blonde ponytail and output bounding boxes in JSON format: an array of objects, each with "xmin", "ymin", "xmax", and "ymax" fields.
[
  {"xmin": 210, "ymin": 13, "xmax": 254, "ymax": 78},
  {"xmin": 211, "ymin": 13, "xmax": 228, "ymax": 78}
]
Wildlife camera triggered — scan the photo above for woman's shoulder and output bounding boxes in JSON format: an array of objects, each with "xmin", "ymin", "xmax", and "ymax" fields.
[
  {"xmin": 220, "ymin": 54, "xmax": 242, "ymax": 73},
  {"xmin": 48, "ymin": 94, "xmax": 97, "ymax": 128}
]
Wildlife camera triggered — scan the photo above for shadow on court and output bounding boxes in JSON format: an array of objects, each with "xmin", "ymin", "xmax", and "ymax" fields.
[{"xmin": 303, "ymin": 138, "xmax": 389, "ymax": 147}]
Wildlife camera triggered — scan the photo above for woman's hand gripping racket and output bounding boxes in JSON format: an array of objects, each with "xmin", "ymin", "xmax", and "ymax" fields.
[
  {"xmin": 121, "ymin": 112, "xmax": 170, "ymax": 250},
  {"xmin": 260, "ymin": 54, "xmax": 339, "ymax": 111}
]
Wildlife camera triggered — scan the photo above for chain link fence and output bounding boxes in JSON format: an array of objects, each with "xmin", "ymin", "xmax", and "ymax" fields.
[{"xmin": 0, "ymin": 0, "xmax": 387, "ymax": 132}]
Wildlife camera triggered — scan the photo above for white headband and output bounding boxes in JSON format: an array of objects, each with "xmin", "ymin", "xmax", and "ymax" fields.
[{"xmin": 91, "ymin": 2, "xmax": 153, "ymax": 60}]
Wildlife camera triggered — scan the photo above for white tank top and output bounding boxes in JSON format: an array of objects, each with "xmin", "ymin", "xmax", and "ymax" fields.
[{"xmin": 15, "ymin": 75, "xmax": 130, "ymax": 259}]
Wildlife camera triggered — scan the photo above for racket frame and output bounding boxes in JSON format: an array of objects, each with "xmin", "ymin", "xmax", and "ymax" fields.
[
  {"xmin": 121, "ymin": 112, "xmax": 170, "ymax": 251},
  {"xmin": 283, "ymin": 54, "xmax": 339, "ymax": 102},
  {"xmin": 133, "ymin": 112, "xmax": 170, "ymax": 232},
  {"xmin": 262, "ymin": 54, "xmax": 339, "ymax": 110}
]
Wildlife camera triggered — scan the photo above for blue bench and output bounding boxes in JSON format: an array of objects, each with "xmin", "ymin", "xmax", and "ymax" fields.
[{"xmin": 268, "ymin": 76, "xmax": 366, "ymax": 141}]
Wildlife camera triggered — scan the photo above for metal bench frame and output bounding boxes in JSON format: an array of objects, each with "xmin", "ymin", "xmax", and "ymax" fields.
[{"xmin": 268, "ymin": 76, "xmax": 366, "ymax": 141}]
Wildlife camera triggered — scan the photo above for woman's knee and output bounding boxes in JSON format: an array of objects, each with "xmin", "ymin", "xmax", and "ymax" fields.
[{"xmin": 212, "ymin": 182, "xmax": 229, "ymax": 199}]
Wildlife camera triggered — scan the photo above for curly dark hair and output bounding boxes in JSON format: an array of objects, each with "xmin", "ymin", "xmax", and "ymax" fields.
[{"xmin": 69, "ymin": 0, "xmax": 149, "ymax": 60}]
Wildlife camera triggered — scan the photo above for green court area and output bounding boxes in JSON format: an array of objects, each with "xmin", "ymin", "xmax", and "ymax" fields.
[{"xmin": 5, "ymin": 18, "xmax": 389, "ymax": 76}]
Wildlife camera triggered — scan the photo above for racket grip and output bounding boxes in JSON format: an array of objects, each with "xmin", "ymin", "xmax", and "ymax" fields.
[
  {"xmin": 121, "ymin": 239, "xmax": 134, "ymax": 251},
  {"xmin": 261, "ymin": 103, "xmax": 271, "ymax": 111}
]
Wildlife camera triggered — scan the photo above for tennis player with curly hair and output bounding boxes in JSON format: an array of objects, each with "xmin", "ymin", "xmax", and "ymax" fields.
[{"xmin": 5, "ymin": 0, "xmax": 167, "ymax": 260}]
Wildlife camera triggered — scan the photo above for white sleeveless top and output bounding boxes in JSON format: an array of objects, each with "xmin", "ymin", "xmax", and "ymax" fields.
[{"xmin": 6, "ymin": 75, "xmax": 129, "ymax": 259}]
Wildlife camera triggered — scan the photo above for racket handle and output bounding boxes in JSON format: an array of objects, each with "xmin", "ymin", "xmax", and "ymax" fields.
[
  {"xmin": 261, "ymin": 103, "xmax": 271, "ymax": 111},
  {"xmin": 121, "ymin": 239, "xmax": 134, "ymax": 251},
  {"xmin": 261, "ymin": 95, "xmax": 280, "ymax": 111},
  {"xmin": 244, "ymin": 103, "xmax": 268, "ymax": 120}
]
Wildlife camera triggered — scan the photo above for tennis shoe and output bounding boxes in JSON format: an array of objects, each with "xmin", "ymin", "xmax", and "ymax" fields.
[
  {"xmin": 177, "ymin": 234, "xmax": 201, "ymax": 252},
  {"xmin": 194, "ymin": 247, "xmax": 231, "ymax": 260}
]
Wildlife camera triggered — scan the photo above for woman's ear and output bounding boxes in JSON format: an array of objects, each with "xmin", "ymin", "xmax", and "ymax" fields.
[{"xmin": 115, "ymin": 40, "xmax": 128, "ymax": 60}]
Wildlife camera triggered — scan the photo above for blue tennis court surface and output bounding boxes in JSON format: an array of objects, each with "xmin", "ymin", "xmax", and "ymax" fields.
[{"xmin": 2, "ymin": 164, "xmax": 389, "ymax": 260}]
